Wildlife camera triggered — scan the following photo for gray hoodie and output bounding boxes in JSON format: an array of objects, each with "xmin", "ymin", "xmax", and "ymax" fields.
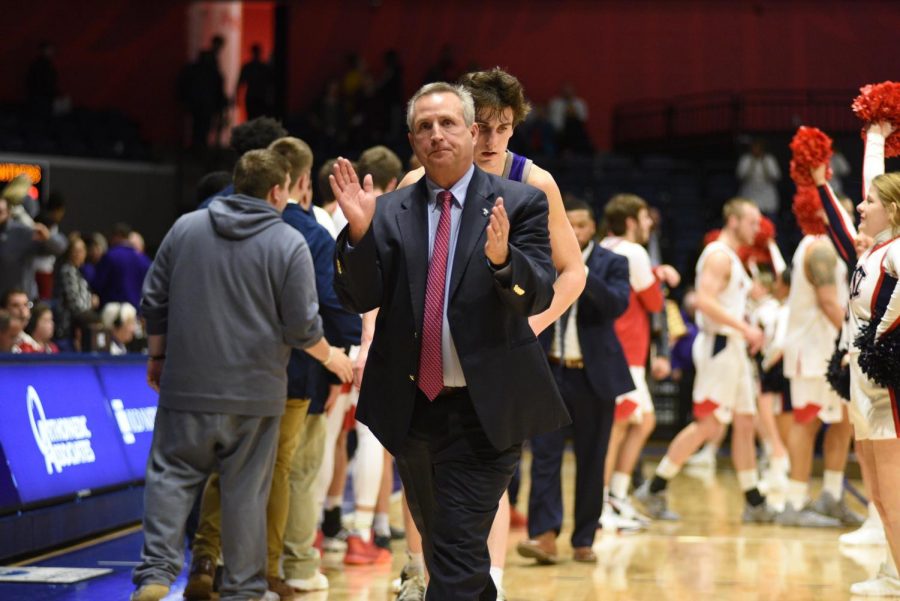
[{"xmin": 142, "ymin": 194, "xmax": 323, "ymax": 416}]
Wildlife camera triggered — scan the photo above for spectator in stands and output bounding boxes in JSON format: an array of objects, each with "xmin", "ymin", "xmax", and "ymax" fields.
[
  {"xmin": 91, "ymin": 223, "xmax": 151, "ymax": 311},
  {"xmin": 129, "ymin": 231, "xmax": 146, "ymax": 255},
  {"xmin": 25, "ymin": 41, "xmax": 60, "ymax": 116},
  {"xmin": 25, "ymin": 302, "xmax": 58, "ymax": 354},
  {"xmin": 422, "ymin": 44, "xmax": 458, "ymax": 85},
  {"xmin": 829, "ymin": 147, "xmax": 852, "ymax": 195},
  {"xmin": 34, "ymin": 192, "xmax": 67, "ymax": 299},
  {"xmin": 100, "ymin": 302, "xmax": 137, "ymax": 355},
  {"xmin": 0, "ymin": 310, "xmax": 23, "ymax": 353},
  {"xmin": 178, "ymin": 35, "xmax": 228, "ymax": 150},
  {"xmin": 53, "ymin": 233, "xmax": 99, "ymax": 350},
  {"xmin": 0, "ymin": 197, "xmax": 67, "ymax": 300},
  {"xmin": 2, "ymin": 288, "xmax": 38, "ymax": 352},
  {"xmin": 81, "ymin": 231, "xmax": 107, "ymax": 285},
  {"xmin": 737, "ymin": 139, "xmax": 781, "ymax": 217},
  {"xmin": 375, "ymin": 49, "xmax": 405, "ymax": 140},
  {"xmin": 548, "ymin": 83, "xmax": 592, "ymax": 155},
  {"xmin": 518, "ymin": 103, "xmax": 557, "ymax": 157},
  {"xmin": 198, "ymin": 116, "xmax": 289, "ymax": 209},
  {"xmin": 237, "ymin": 44, "xmax": 275, "ymax": 120}
]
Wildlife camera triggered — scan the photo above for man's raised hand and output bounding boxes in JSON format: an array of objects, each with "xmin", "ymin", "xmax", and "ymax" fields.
[
  {"xmin": 485, "ymin": 197, "xmax": 510, "ymax": 267},
  {"xmin": 329, "ymin": 157, "xmax": 377, "ymax": 244}
]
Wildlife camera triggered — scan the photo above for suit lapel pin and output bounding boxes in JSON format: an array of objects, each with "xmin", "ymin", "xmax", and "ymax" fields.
[
  {"xmin": 513, "ymin": 285, "xmax": 525, "ymax": 296},
  {"xmin": 482, "ymin": 207, "xmax": 490, "ymax": 217}
]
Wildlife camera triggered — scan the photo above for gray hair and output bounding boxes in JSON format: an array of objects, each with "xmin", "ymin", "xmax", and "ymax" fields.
[{"xmin": 406, "ymin": 82, "xmax": 476, "ymax": 132}]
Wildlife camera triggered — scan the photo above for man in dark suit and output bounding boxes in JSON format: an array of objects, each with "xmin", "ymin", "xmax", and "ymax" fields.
[
  {"xmin": 332, "ymin": 82, "xmax": 569, "ymax": 600},
  {"xmin": 518, "ymin": 198, "xmax": 633, "ymax": 564}
]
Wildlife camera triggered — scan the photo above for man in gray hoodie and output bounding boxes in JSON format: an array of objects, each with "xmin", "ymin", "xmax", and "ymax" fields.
[{"xmin": 132, "ymin": 149, "xmax": 352, "ymax": 601}]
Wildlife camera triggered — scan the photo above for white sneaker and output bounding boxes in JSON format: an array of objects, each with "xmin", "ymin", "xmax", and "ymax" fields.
[
  {"xmin": 842, "ymin": 508, "xmax": 887, "ymax": 546},
  {"xmin": 608, "ymin": 495, "xmax": 651, "ymax": 525},
  {"xmin": 685, "ymin": 445, "xmax": 717, "ymax": 468},
  {"xmin": 600, "ymin": 502, "xmax": 645, "ymax": 534},
  {"xmin": 850, "ymin": 573, "xmax": 900, "ymax": 596},
  {"xmin": 286, "ymin": 571, "xmax": 329, "ymax": 591}
]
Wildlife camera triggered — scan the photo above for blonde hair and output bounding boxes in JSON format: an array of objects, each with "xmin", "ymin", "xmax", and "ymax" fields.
[
  {"xmin": 871, "ymin": 173, "xmax": 900, "ymax": 230},
  {"xmin": 722, "ymin": 197, "xmax": 756, "ymax": 224},
  {"xmin": 101, "ymin": 302, "xmax": 137, "ymax": 330},
  {"xmin": 269, "ymin": 137, "xmax": 314, "ymax": 189}
]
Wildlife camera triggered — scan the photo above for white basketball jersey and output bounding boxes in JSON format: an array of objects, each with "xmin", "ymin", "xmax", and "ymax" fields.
[
  {"xmin": 783, "ymin": 235, "xmax": 848, "ymax": 377},
  {"xmin": 695, "ymin": 240, "xmax": 751, "ymax": 336}
]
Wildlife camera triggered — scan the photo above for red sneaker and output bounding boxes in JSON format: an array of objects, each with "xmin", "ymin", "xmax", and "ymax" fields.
[{"xmin": 344, "ymin": 535, "xmax": 377, "ymax": 565}]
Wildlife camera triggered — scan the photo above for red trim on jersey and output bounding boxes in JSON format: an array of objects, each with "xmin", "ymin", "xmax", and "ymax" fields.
[
  {"xmin": 614, "ymin": 293, "xmax": 652, "ymax": 366},
  {"xmin": 636, "ymin": 281, "xmax": 664, "ymax": 313},
  {"xmin": 792, "ymin": 403, "xmax": 822, "ymax": 424},
  {"xmin": 693, "ymin": 399, "xmax": 719, "ymax": 420},
  {"xmin": 884, "ymin": 316, "xmax": 900, "ymax": 336},
  {"xmin": 342, "ymin": 404, "xmax": 357, "ymax": 432},
  {"xmin": 890, "ymin": 388, "xmax": 900, "ymax": 439},
  {"xmin": 615, "ymin": 398, "xmax": 639, "ymax": 421},
  {"xmin": 823, "ymin": 184, "xmax": 854, "ymax": 263}
]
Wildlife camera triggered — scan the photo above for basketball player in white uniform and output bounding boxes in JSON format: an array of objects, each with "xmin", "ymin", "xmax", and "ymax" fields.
[
  {"xmin": 777, "ymin": 224, "xmax": 861, "ymax": 527},
  {"xmin": 599, "ymin": 193, "xmax": 679, "ymax": 531},
  {"xmin": 636, "ymin": 198, "xmax": 775, "ymax": 522}
]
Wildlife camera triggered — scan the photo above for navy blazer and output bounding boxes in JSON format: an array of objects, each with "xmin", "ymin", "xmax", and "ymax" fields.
[
  {"xmin": 334, "ymin": 166, "xmax": 570, "ymax": 454},
  {"xmin": 540, "ymin": 244, "xmax": 634, "ymax": 399}
]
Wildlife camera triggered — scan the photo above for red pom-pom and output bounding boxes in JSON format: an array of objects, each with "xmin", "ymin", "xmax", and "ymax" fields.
[
  {"xmin": 789, "ymin": 126, "xmax": 833, "ymax": 187},
  {"xmin": 755, "ymin": 216, "xmax": 775, "ymax": 246},
  {"xmin": 703, "ymin": 229, "xmax": 721, "ymax": 247},
  {"xmin": 852, "ymin": 81, "xmax": 900, "ymax": 158},
  {"xmin": 792, "ymin": 186, "xmax": 827, "ymax": 236}
]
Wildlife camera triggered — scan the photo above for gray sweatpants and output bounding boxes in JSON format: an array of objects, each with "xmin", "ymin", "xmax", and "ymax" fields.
[{"xmin": 133, "ymin": 407, "xmax": 280, "ymax": 601}]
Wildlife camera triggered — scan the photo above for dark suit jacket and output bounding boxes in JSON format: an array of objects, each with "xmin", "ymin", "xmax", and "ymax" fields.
[
  {"xmin": 334, "ymin": 166, "xmax": 570, "ymax": 454},
  {"xmin": 540, "ymin": 244, "xmax": 634, "ymax": 400}
]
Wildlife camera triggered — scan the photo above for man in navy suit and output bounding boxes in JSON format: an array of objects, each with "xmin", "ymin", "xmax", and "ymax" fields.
[
  {"xmin": 332, "ymin": 82, "xmax": 569, "ymax": 600},
  {"xmin": 518, "ymin": 197, "xmax": 633, "ymax": 564}
]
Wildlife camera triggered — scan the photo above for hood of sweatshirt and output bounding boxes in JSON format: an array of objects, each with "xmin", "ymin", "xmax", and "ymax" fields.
[{"xmin": 207, "ymin": 194, "xmax": 284, "ymax": 240}]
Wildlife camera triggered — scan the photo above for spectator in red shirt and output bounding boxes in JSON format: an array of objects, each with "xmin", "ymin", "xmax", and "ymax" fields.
[{"xmin": 25, "ymin": 302, "xmax": 59, "ymax": 353}]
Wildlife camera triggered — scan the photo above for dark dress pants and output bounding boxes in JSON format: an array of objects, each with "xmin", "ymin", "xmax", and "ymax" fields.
[
  {"xmin": 396, "ymin": 389, "xmax": 520, "ymax": 601},
  {"xmin": 527, "ymin": 366, "xmax": 615, "ymax": 548}
]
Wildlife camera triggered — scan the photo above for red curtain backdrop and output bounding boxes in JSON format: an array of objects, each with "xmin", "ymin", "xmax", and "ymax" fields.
[
  {"xmin": 285, "ymin": 0, "xmax": 900, "ymax": 148},
  {"xmin": 1, "ymin": 1, "xmax": 898, "ymax": 149},
  {"xmin": 0, "ymin": 3, "xmax": 187, "ymax": 145}
]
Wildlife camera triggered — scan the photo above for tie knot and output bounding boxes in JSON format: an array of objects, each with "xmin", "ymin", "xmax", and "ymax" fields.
[{"xmin": 437, "ymin": 191, "xmax": 453, "ymax": 210}]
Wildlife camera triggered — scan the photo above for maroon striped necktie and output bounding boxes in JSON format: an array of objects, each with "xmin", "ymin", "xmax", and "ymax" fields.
[{"xmin": 418, "ymin": 190, "xmax": 453, "ymax": 400}]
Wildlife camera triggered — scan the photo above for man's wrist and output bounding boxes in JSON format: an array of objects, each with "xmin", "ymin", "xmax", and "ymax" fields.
[
  {"xmin": 488, "ymin": 253, "xmax": 510, "ymax": 270},
  {"xmin": 321, "ymin": 346, "xmax": 334, "ymax": 366}
]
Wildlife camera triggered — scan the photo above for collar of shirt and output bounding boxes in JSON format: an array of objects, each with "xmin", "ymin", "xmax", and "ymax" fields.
[
  {"xmin": 873, "ymin": 228, "xmax": 896, "ymax": 245},
  {"xmin": 424, "ymin": 164, "xmax": 475, "ymax": 211},
  {"xmin": 582, "ymin": 240, "xmax": 594, "ymax": 263}
]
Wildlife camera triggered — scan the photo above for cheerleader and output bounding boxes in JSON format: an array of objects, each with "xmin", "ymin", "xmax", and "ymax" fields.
[{"xmin": 815, "ymin": 121, "xmax": 900, "ymax": 596}]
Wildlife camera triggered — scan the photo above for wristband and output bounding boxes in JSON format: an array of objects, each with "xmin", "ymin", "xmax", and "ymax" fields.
[{"xmin": 149, "ymin": 355, "xmax": 166, "ymax": 361}]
